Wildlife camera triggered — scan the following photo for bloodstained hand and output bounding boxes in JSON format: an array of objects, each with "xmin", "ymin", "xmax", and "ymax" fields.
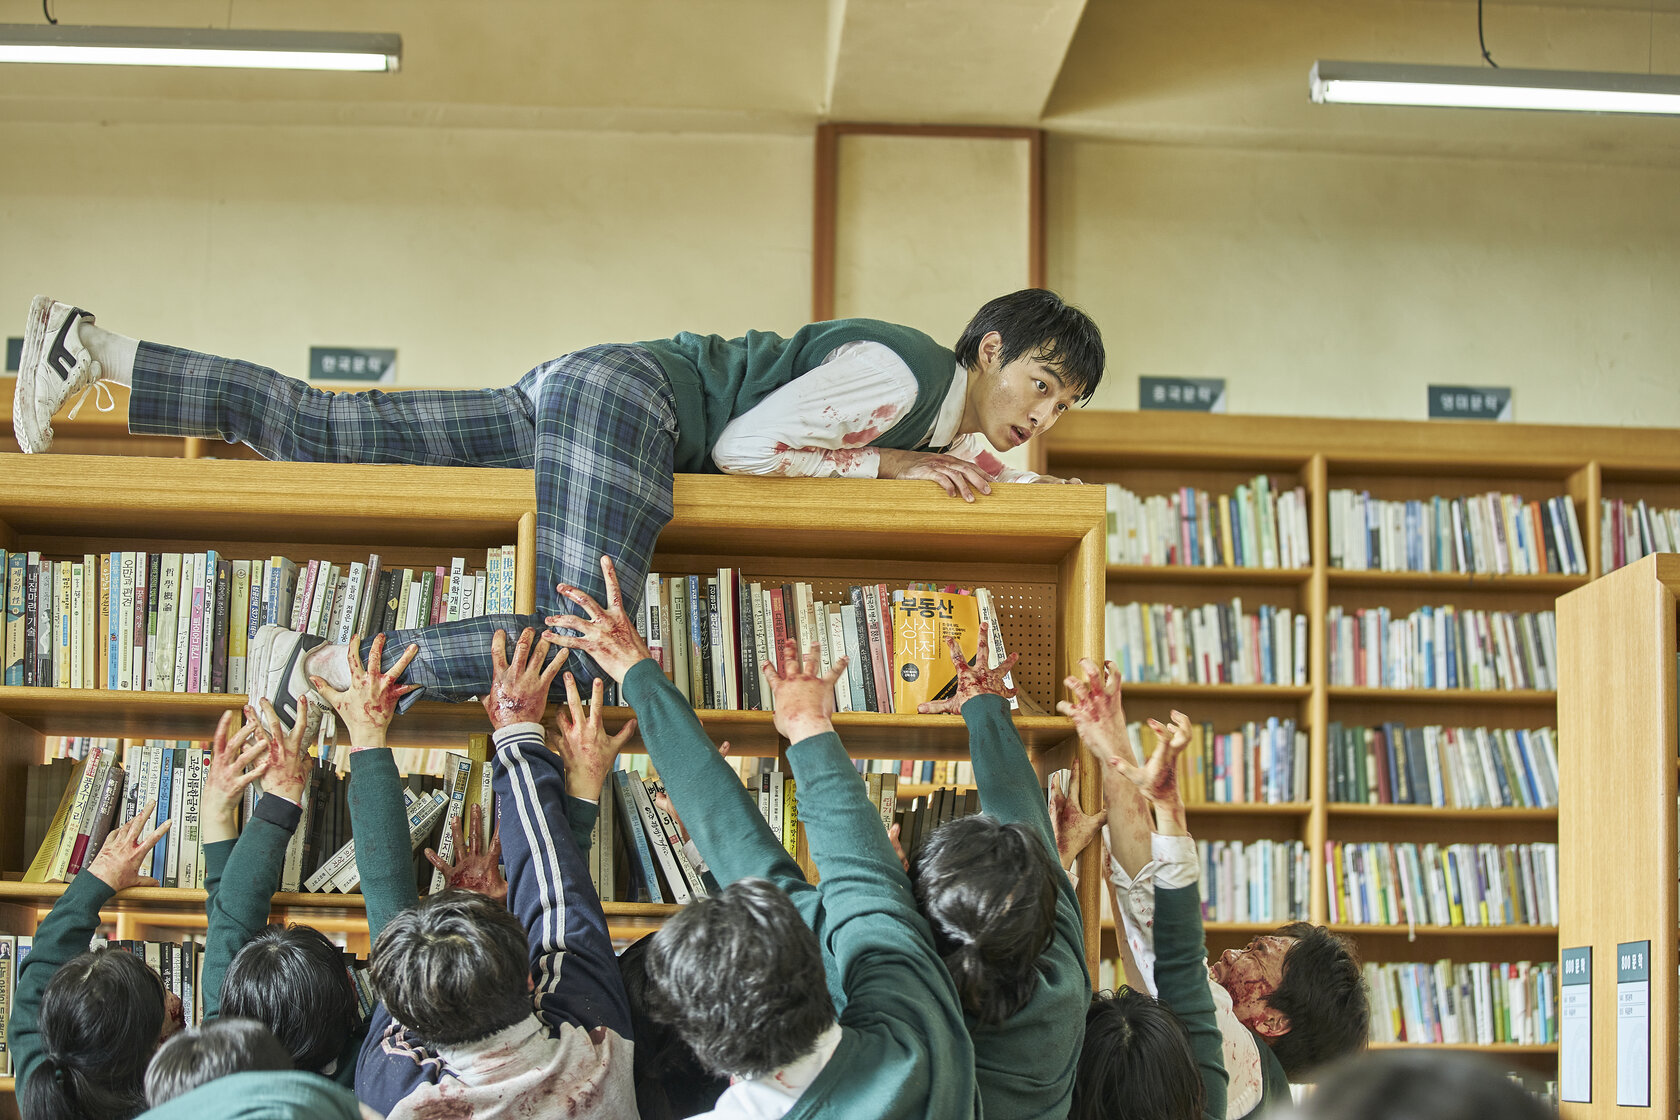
[
  {"xmin": 1055, "ymin": 657, "xmax": 1137, "ymax": 769},
  {"xmin": 544, "ymin": 555, "xmax": 653, "ymax": 684},
  {"xmin": 1050, "ymin": 761, "xmax": 1105, "ymax": 870},
  {"xmin": 764, "ymin": 640, "xmax": 847, "ymax": 745},
  {"xmin": 1113, "ymin": 710, "xmax": 1192, "ymax": 833},
  {"xmin": 424, "ymin": 803, "xmax": 506, "ymax": 904},
  {"xmin": 203, "ymin": 710, "xmax": 267, "ymax": 843},
  {"xmin": 311, "ymin": 633, "xmax": 420, "ymax": 747},
  {"xmin": 252, "ymin": 699, "xmax": 316, "ymax": 803},
  {"xmin": 86, "ymin": 802, "xmax": 171, "ymax": 892},
  {"xmin": 551, "ymin": 672, "xmax": 639, "ymax": 801},
  {"xmin": 916, "ymin": 619, "xmax": 1018, "ymax": 715},
  {"xmin": 480, "ymin": 627, "xmax": 569, "ymax": 731}
]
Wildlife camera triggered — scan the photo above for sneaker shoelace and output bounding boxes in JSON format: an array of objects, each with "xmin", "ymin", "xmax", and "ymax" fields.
[{"xmin": 64, "ymin": 379, "xmax": 116, "ymax": 421}]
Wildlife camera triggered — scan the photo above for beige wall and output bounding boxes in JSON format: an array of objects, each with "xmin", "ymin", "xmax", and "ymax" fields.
[
  {"xmin": 1049, "ymin": 138, "xmax": 1680, "ymax": 426},
  {"xmin": 0, "ymin": 121, "xmax": 812, "ymax": 386}
]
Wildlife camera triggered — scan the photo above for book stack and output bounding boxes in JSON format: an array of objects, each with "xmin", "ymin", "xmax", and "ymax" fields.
[
  {"xmin": 1105, "ymin": 599, "xmax": 1307, "ymax": 685},
  {"xmin": 1198, "ymin": 839, "xmax": 1310, "ymax": 924},
  {"xmin": 597, "ymin": 759, "xmax": 720, "ymax": 906},
  {"xmin": 0, "ymin": 933, "xmax": 25, "ymax": 1076},
  {"xmin": 1325, "ymin": 841, "xmax": 1559, "ymax": 927},
  {"xmin": 856, "ymin": 757, "xmax": 973, "ymax": 788},
  {"xmin": 1365, "ymin": 960, "xmax": 1558, "ymax": 1046},
  {"xmin": 1601, "ymin": 498, "xmax": 1680, "ymax": 572},
  {"xmin": 1325, "ymin": 605, "xmax": 1557, "ymax": 691},
  {"xmin": 1328, "ymin": 722, "xmax": 1559, "ymax": 809},
  {"xmin": 1329, "ymin": 490, "xmax": 1587, "ymax": 575},
  {"xmin": 1132, "ymin": 717, "xmax": 1308, "ymax": 805},
  {"xmin": 0, "ymin": 547, "xmax": 516, "ymax": 691},
  {"xmin": 638, "ymin": 571, "xmax": 1017, "ymax": 714},
  {"xmin": 1104, "ymin": 476, "xmax": 1311, "ymax": 569}
]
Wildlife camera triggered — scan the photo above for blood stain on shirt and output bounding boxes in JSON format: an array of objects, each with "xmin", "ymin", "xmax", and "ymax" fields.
[
  {"xmin": 840, "ymin": 426, "xmax": 882, "ymax": 447},
  {"xmin": 971, "ymin": 450, "xmax": 1005, "ymax": 476}
]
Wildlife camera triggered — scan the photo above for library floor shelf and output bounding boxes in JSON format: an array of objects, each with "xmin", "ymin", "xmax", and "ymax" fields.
[
  {"xmin": 0, "ymin": 451, "xmax": 1108, "ymax": 1108},
  {"xmin": 1043, "ymin": 409, "xmax": 1680, "ymax": 1083}
]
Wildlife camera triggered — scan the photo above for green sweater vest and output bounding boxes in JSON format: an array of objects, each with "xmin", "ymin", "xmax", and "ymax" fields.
[{"xmin": 637, "ymin": 318, "xmax": 960, "ymax": 472}]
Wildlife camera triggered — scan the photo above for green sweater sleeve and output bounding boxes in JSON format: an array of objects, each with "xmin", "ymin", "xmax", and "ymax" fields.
[
  {"xmin": 564, "ymin": 795, "xmax": 599, "ymax": 858},
  {"xmin": 960, "ymin": 694, "xmax": 1054, "ymax": 850},
  {"xmin": 621, "ymin": 659, "xmax": 812, "ymax": 901},
  {"xmin": 201, "ymin": 794, "xmax": 301, "ymax": 1022},
  {"xmin": 10, "ymin": 871, "xmax": 115, "ymax": 1097},
  {"xmin": 1153, "ymin": 883, "xmax": 1228, "ymax": 1120},
  {"xmin": 346, "ymin": 750, "xmax": 420, "ymax": 940}
]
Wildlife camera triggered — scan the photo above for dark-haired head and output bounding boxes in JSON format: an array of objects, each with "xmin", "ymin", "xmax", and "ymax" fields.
[
  {"xmin": 908, "ymin": 814, "xmax": 1059, "ymax": 1026},
  {"xmin": 954, "ymin": 289, "xmax": 1105, "ymax": 404},
  {"xmin": 369, "ymin": 889, "xmax": 532, "ymax": 1046},
  {"xmin": 1071, "ymin": 987, "xmax": 1205, "ymax": 1120},
  {"xmin": 22, "ymin": 947, "xmax": 173, "ymax": 1120},
  {"xmin": 618, "ymin": 934, "xmax": 730, "ymax": 1119},
  {"xmin": 1262, "ymin": 922, "xmax": 1369, "ymax": 1077},
  {"xmin": 1295, "ymin": 1049, "xmax": 1552, "ymax": 1120},
  {"xmin": 642, "ymin": 879, "xmax": 834, "ymax": 1080},
  {"xmin": 144, "ymin": 1017, "xmax": 293, "ymax": 1106},
  {"xmin": 221, "ymin": 924, "xmax": 360, "ymax": 1072}
]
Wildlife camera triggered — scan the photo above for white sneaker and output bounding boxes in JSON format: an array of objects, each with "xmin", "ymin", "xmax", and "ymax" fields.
[
  {"xmin": 247, "ymin": 625, "xmax": 327, "ymax": 734},
  {"xmin": 13, "ymin": 295, "xmax": 102, "ymax": 453}
]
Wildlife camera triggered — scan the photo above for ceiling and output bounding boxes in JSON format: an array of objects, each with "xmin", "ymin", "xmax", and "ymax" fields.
[{"xmin": 1, "ymin": 0, "xmax": 1677, "ymax": 164}]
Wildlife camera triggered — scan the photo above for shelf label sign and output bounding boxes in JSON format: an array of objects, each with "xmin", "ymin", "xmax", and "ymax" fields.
[
  {"xmin": 1616, "ymin": 940, "xmax": 1650, "ymax": 1107},
  {"xmin": 1428, "ymin": 384, "xmax": 1511, "ymax": 421},
  {"xmin": 1140, "ymin": 376, "xmax": 1226, "ymax": 413},
  {"xmin": 310, "ymin": 347, "xmax": 396, "ymax": 383},
  {"xmin": 6, "ymin": 336, "xmax": 21, "ymax": 372},
  {"xmin": 1560, "ymin": 946, "xmax": 1592, "ymax": 1102}
]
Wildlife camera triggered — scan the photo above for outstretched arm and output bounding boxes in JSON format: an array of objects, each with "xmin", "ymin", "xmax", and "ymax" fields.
[
  {"xmin": 1058, "ymin": 659, "xmax": 1154, "ymax": 879},
  {"xmin": 314, "ymin": 634, "xmax": 422, "ymax": 940},
  {"xmin": 481, "ymin": 627, "xmax": 632, "ymax": 1040},
  {"xmin": 546, "ymin": 556, "xmax": 817, "ymax": 907}
]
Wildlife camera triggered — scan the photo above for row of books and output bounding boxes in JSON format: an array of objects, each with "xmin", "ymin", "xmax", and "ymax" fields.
[
  {"xmin": 1328, "ymin": 490, "xmax": 1587, "ymax": 576},
  {"xmin": 1198, "ymin": 839, "xmax": 1311, "ymax": 924},
  {"xmin": 1327, "ymin": 722, "xmax": 1560, "ymax": 810},
  {"xmin": 1365, "ymin": 960, "xmax": 1558, "ymax": 1047},
  {"xmin": 1602, "ymin": 497, "xmax": 1680, "ymax": 573},
  {"xmin": 1104, "ymin": 599, "xmax": 1308, "ymax": 686},
  {"xmin": 0, "ymin": 547, "xmax": 516, "ymax": 691},
  {"xmin": 855, "ymin": 757, "xmax": 975, "ymax": 787},
  {"xmin": 639, "ymin": 572, "xmax": 1016, "ymax": 715},
  {"xmin": 1130, "ymin": 717, "xmax": 1309, "ymax": 805},
  {"xmin": 1102, "ymin": 477, "xmax": 1312, "ymax": 569},
  {"xmin": 1324, "ymin": 605, "xmax": 1558, "ymax": 692},
  {"xmin": 1325, "ymin": 841, "xmax": 1559, "ymax": 928}
]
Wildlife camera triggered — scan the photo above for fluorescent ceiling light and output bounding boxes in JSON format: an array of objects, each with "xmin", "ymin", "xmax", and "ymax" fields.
[
  {"xmin": 0, "ymin": 24, "xmax": 400, "ymax": 71},
  {"xmin": 1311, "ymin": 60, "xmax": 1680, "ymax": 115}
]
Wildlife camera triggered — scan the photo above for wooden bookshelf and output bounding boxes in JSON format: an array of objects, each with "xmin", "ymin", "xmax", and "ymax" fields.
[
  {"xmin": 0, "ymin": 451, "xmax": 1107, "ymax": 1107},
  {"xmin": 1556, "ymin": 553, "xmax": 1679, "ymax": 1118},
  {"xmin": 1043, "ymin": 409, "xmax": 1680, "ymax": 1077}
]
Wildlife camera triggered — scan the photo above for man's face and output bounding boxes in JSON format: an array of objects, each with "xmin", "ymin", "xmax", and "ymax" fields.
[
  {"xmin": 1209, "ymin": 934, "xmax": 1295, "ymax": 1038},
  {"xmin": 970, "ymin": 339, "xmax": 1082, "ymax": 452},
  {"xmin": 159, "ymin": 986, "xmax": 186, "ymax": 1043}
]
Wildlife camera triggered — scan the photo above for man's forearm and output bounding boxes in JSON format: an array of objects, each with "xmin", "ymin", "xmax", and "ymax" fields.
[{"xmin": 1102, "ymin": 764, "xmax": 1156, "ymax": 879}]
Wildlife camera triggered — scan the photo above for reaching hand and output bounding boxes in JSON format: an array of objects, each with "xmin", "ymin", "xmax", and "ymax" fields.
[
  {"xmin": 202, "ymin": 710, "xmax": 267, "ymax": 844},
  {"xmin": 544, "ymin": 555, "xmax": 652, "ymax": 683},
  {"xmin": 1030, "ymin": 474, "xmax": 1084, "ymax": 485},
  {"xmin": 311, "ymin": 633, "xmax": 420, "ymax": 747},
  {"xmin": 424, "ymin": 803, "xmax": 506, "ymax": 904},
  {"xmin": 86, "ymin": 802, "xmax": 171, "ymax": 892},
  {"xmin": 1050, "ymin": 762, "xmax": 1105, "ymax": 870},
  {"xmin": 1055, "ymin": 658, "xmax": 1136, "ymax": 770},
  {"xmin": 479, "ymin": 627, "xmax": 569, "ymax": 731},
  {"xmin": 1113, "ymin": 710, "xmax": 1192, "ymax": 834},
  {"xmin": 877, "ymin": 448, "xmax": 995, "ymax": 503},
  {"xmin": 916, "ymin": 619, "xmax": 1018, "ymax": 714},
  {"xmin": 764, "ymin": 640, "xmax": 847, "ymax": 744},
  {"xmin": 551, "ymin": 673, "xmax": 639, "ymax": 800},
  {"xmin": 253, "ymin": 698, "xmax": 316, "ymax": 804}
]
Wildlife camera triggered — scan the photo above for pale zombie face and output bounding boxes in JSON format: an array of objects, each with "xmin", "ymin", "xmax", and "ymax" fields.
[
  {"xmin": 970, "ymin": 346, "xmax": 1082, "ymax": 453},
  {"xmin": 159, "ymin": 986, "xmax": 186, "ymax": 1043},
  {"xmin": 1209, "ymin": 934, "xmax": 1295, "ymax": 1038}
]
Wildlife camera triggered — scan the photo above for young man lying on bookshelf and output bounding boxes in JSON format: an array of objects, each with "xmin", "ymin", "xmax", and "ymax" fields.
[
  {"xmin": 307, "ymin": 628, "xmax": 637, "ymax": 1119},
  {"xmin": 548, "ymin": 553, "xmax": 1087, "ymax": 1118},
  {"xmin": 15, "ymin": 290, "xmax": 1103, "ymax": 733},
  {"xmin": 1059, "ymin": 660, "xmax": 1370, "ymax": 1113}
]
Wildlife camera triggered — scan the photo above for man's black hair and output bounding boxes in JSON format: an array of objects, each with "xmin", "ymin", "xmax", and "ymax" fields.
[
  {"xmin": 908, "ymin": 814, "xmax": 1058, "ymax": 1026},
  {"xmin": 618, "ymin": 933, "xmax": 729, "ymax": 1119},
  {"xmin": 1071, "ymin": 988, "xmax": 1205, "ymax": 1120},
  {"xmin": 144, "ymin": 1018, "xmax": 293, "ymax": 1106},
  {"xmin": 22, "ymin": 947, "xmax": 167, "ymax": 1120},
  {"xmin": 641, "ymin": 879, "xmax": 835, "ymax": 1080},
  {"xmin": 1300, "ymin": 1048, "xmax": 1553, "ymax": 1120},
  {"xmin": 221, "ymin": 924, "xmax": 360, "ymax": 1072},
  {"xmin": 1263, "ymin": 921, "xmax": 1369, "ymax": 1077},
  {"xmin": 953, "ymin": 288, "xmax": 1105, "ymax": 402},
  {"xmin": 369, "ymin": 889, "xmax": 532, "ymax": 1046}
]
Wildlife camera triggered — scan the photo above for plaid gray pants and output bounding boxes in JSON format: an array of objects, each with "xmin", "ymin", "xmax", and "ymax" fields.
[{"xmin": 131, "ymin": 342, "xmax": 678, "ymax": 703}]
